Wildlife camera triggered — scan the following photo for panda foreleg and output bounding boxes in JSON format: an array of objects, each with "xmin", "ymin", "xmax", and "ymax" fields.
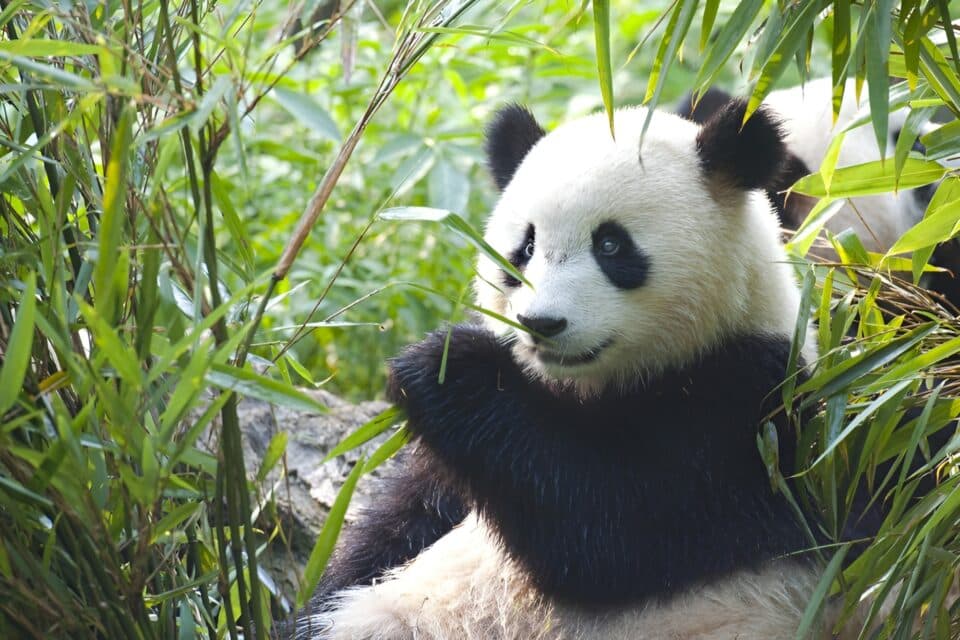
[
  {"xmin": 318, "ymin": 513, "xmax": 560, "ymax": 640},
  {"xmin": 298, "ymin": 447, "xmax": 466, "ymax": 617}
]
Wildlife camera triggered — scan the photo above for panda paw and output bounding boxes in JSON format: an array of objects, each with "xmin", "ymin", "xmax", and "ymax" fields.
[{"xmin": 386, "ymin": 324, "xmax": 520, "ymax": 432}]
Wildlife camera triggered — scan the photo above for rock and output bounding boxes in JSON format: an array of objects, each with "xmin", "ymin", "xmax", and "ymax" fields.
[{"xmin": 233, "ymin": 389, "xmax": 391, "ymax": 602}]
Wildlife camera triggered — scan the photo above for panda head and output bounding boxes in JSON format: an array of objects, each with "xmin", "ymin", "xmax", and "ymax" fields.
[{"xmin": 476, "ymin": 100, "xmax": 807, "ymax": 393}]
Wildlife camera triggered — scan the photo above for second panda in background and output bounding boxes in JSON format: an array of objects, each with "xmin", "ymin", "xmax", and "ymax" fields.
[
  {"xmin": 678, "ymin": 78, "xmax": 927, "ymax": 250},
  {"xmin": 679, "ymin": 77, "xmax": 960, "ymax": 308}
]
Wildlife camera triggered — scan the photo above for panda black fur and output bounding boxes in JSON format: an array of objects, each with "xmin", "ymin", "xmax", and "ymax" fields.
[{"xmin": 288, "ymin": 100, "xmax": 835, "ymax": 639}]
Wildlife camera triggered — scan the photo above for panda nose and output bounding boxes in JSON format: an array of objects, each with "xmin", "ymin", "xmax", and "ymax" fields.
[{"xmin": 517, "ymin": 314, "xmax": 568, "ymax": 339}]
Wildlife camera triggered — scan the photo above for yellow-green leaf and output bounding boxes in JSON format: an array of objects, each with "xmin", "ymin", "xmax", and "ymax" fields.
[
  {"xmin": 0, "ymin": 272, "xmax": 37, "ymax": 415},
  {"xmin": 791, "ymin": 158, "xmax": 946, "ymax": 198},
  {"xmin": 593, "ymin": 0, "xmax": 614, "ymax": 138}
]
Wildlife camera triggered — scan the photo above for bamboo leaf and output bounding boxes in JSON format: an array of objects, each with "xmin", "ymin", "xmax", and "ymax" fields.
[
  {"xmin": 380, "ymin": 206, "xmax": 530, "ymax": 287},
  {"xmin": 417, "ymin": 25, "xmax": 558, "ymax": 53},
  {"xmin": 257, "ymin": 432, "xmax": 288, "ymax": 483},
  {"xmin": 0, "ymin": 272, "xmax": 36, "ymax": 416},
  {"xmin": 790, "ymin": 158, "xmax": 945, "ymax": 198},
  {"xmin": 698, "ymin": 0, "xmax": 719, "ymax": 52},
  {"xmin": 797, "ymin": 323, "xmax": 936, "ymax": 400},
  {"xmin": 297, "ymin": 456, "xmax": 366, "ymax": 609},
  {"xmin": 808, "ymin": 378, "xmax": 914, "ymax": 470},
  {"xmin": 831, "ymin": 0, "xmax": 850, "ymax": 120},
  {"xmin": 934, "ymin": 0, "xmax": 960, "ymax": 78},
  {"xmin": 94, "ymin": 103, "xmax": 134, "ymax": 322},
  {"xmin": 745, "ymin": 0, "xmax": 822, "ymax": 123},
  {"xmin": 919, "ymin": 120, "xmax": 960, "ymax": 161},
  {"xmin": 362, "ymin": 427, "xmax": 411, "ymax": 473},
  {"xmin": 864, "ymin": 3, "xmax": 892, "ymax": 157},
  {"xmin": 272, "ymin": 87, "xmax": 341, "ymax": 143},
  {"xmin": 642, "ymin": 0, "xmax": 698, "ymax": 144},
  {"xmin": 693, "ymin": 0, "xmax": 764, "ymax": 91},
  {"xmin": 894, "ymin": 105, "xmax": 935, "ymax": 183},
  {"xmin": 324, "ymin": 406, "xmax": 403, "ymax": 463},
  {"xmin": 205, "ymin": 363, "xmax": 328, "ymax": 413},
  {"xmin": 886, "ymin": 177, "xmax": 960, "ymax": 255},
  {"xmin": 76, "ymin": 300, "xmax": 143, "ymax": 392},
  {"xmin": 795, "ymin": 545, "xmax": 850, "ymax": 640},
  {"xmin": 0, "ymin": 39, "xmax": 104, "ymax": 56},
  {"xmin": 917, "ymin": 36, "xmax": 960, "ymax": 113},
  {"xmin": 0, "ymin": 50, "xmax": 97, "ymax": 90},
  {"xmin": 593, "ymin": 0, "xmax": 615, "ymax": 138}
]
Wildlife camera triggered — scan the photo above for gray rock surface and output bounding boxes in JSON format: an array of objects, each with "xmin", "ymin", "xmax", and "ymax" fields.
[{"xmin": 234, "ymin": 389, "xmax": 391, "ymax": 602}]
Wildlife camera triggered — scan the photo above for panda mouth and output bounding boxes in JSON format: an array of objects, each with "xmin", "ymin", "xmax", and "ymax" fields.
[{"xmin": 535, "ymin": 339, "xmax": 613, "ymax": 366}]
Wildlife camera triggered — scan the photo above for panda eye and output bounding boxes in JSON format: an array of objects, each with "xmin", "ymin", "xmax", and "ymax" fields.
[
  {"xmin": 523, "ymin": 239, "xmax": 535, "ymax": 258},
  {"xmin": 597, "ymin": 236, "xmax": 620, "ymax": 256}
]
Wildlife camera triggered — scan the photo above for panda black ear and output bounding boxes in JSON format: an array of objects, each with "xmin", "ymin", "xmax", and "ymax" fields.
[
  {"xmin": 676, "ymin": 87, "xmax": 733, "ymax": 124},
  {"xmin": 485, "ymin": 105, "xmax": 545, "ymax": 191},
  {"xmin": 695, "ymin": 99, "xmax": 786, "ymax": 190}
]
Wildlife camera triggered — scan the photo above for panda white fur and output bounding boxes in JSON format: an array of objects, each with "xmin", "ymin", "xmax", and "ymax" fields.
[{"xmin": 287, "ymin": 100, "xmax": 842, "ymax": 639}]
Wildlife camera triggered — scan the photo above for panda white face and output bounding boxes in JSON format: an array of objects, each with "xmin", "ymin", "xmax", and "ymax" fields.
[{"xmin": 475, "ymin": 104, "xmax": 808, "ymax": 392}]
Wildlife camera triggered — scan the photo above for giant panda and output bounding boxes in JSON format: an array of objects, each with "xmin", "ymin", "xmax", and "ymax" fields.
[{"xmin": 286, "ymin": 99, "xmax": 848, "ymax": 639}]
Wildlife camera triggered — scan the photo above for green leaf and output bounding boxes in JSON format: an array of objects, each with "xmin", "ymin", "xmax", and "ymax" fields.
[
  {"xmin": 783, "ymin": 266, "xmax": 815, "ymax": 413},
  {"xmin": 901, "ymin": 1, "xmax": 924, "ymax": 88},
  {"xmin": 642, "ymin": 0, "xmax": 698, "ymax": 143},
  {"xmin": 593, "ymin": 0, "xmax": 615, "ymax": 138},
  {"xmin": 94, "ymin": 103, "xmax": 134, "ymax": 322},
  {"xmin": 790, "ymin": 157, "xmax": 946, "ymax": 198},
  {"xmin": 0, "ymin": 50, "xmax": 97, "ymax": 91},
  {"xmin": 818, "ymin": 131, "xmax": 846, "ymax": 193},
  {"xmin": 417, "ymin": 25, "xmax": 559, "ymax": 53},
  {"xmin": 324, "ymin": 406, "xmax": 403, "ymax": 463},
  {"xmin": 795, "ymin": 545, "xmax": 850, "ymax": 640},
  {"xmin": 189, "ymin": 74, "xmax": 232, "ymax": 134},
  {"xmin": 797, "ymin": 323, "xmax": 936, "ymax": 400},
  {"xmin": 0, "ymin": 272, "xmax": 36, "ymax": 415},
  {"xmin": 934, "ymin": 0, "xmax": 960, "ymax": 79},
  {"xmin": 867, "ymin": 338, "xmax": 960, "ymax": 395},
  {"xmin": 297, "ymin": 456, "xmax": 366, "ymax": 608},
  {"xmin": 205, "ymin": 363, "xmax": 328, "ymax": 413},
  {"xmin": 698, "ymin": 0, "xmax": 720, "ymax": 52},
  {"xmin": 362, "ymin": 427, "xmax": 411, "ymax": 473},
  {"xmin": 76, "ymin": 300, "xmax": 143, "ymax": 391},
  {"xmin": 808, "ymin": 378, "xmax": 914, "ymax": 470},
  {"xmin": 830, "ymin": 0, "xmax": 850, "ymax": 120},
  {"xmin": 744, "ymin": 0, "xmax": 822, "ymax": 122},
  {"xmin": 0, "ymin": 39, "xmax": 105, "ymax": 57},
  {"xmin": 0, "ymin": 474, "xmax": 53, "ymax": 507},
  {"xmin": 257, "ymin": 432, "xmax": 288, "ymax": 483},
  {"xmin": 380, "ymin": 207, "xmax": 530, "ymax": 287},
  {"xmin": 864, "ymin": 4, "xmax": 892, "ymax": 157},
  {"xmin": 272, "ymin": 87, "xmax": 341, "ymax": 143},
  {"xmin": 917, "ymin": 36, "xmax": 960, "ymax": 112},
  {"xmin": 693, "ymin": 0, "xmax": 764, "ymax": 91},
  {"xmin": 894, "ymin": 104, "xmax": 935, "ymax": 182},
  {"xmin": 150, "ymin": 502, "xmax": 202, "ymax": 543},
  {"xmin": 211, "ymin": 173, "xmax": 255, "ymax": 279},
  {"xmin": 887, "ymin": 177, "xmax": 960, "ymax": 255},
  {"xmin": 919, "ymin": 120, "xmax": 960, "ymax": 161}
]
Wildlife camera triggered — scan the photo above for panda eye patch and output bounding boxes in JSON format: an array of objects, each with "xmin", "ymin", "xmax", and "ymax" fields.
[
  {"xmin": 591, "ymin": 221, "xmax": 648, "ymax": 290},
  {"xmin": 503, "ymin": 224, "xmax": 535, "ymax": 288}
]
